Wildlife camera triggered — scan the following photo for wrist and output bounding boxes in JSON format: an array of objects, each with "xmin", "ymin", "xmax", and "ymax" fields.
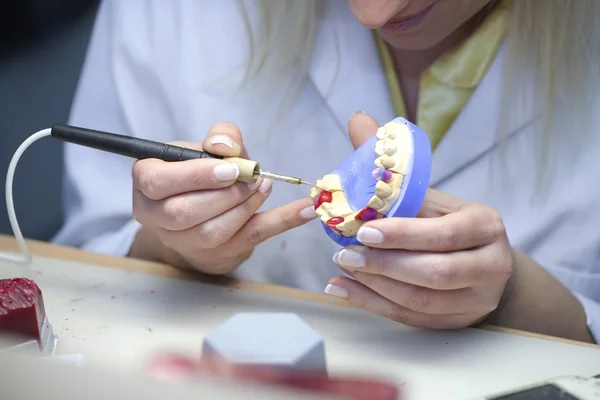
[
  {"xmin": 480, "ymin": 249, "xmax": 594, "ymax": 342},
  {"xmin": 128, "ymin": 226, "xmax": 252, "ymax": 275},
  {"xmin": 129, "ymin": 226, "xmax": 172, "ymax": 263},
  {"xmin": 481, "ymin": 248, "xmax": 518, "ymax": 326}
]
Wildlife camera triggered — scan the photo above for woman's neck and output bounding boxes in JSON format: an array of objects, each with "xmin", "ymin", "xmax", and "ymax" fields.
[
  {"xmin": 389, "ymin": 5, "xmax": 495, "ymax": 121},
  {"xmin": 390, "ymin": 24, "xmax": 472, "ymax": 78}
]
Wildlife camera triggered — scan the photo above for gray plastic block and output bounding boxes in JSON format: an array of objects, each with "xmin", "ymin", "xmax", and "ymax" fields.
[{"xmin": 201, "ymin": 312, "xmax": 327, "ymax": 373}]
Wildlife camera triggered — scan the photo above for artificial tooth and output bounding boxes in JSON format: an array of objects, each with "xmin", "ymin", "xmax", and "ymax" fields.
[
  {"xmin": 375, "ymin": 139, "xmax": 397, "ymax": 156},
  {"xmin": 368, "ymin": 196, "xmax": 384, "ymax": 210},
  {"xmin": 374, "ymin": 155, "xmax": 395, "ymax": 169},
  {"xmin": 375, "ymin": 181, "xmax": 393, "ymax": 198},
  {"xmin": 320, "ymin": 202, "xmax": 353, "ymax": 216},
  {"xmin": 321, "ymin": 174, "xmax": 343, "ymax": 191},
  {"xmin": 375, "ymin": 126, "xmax": 387, "ymax": 139}
]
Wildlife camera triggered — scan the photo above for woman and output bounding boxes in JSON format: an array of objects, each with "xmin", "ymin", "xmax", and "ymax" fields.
[{"xmin": 53, "ymin": 0, "xmax": 600, "ymax": 343}]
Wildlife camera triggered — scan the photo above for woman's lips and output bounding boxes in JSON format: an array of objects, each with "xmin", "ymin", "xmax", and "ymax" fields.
[{"xmin": 380, "ymin": 3, "xmax": 435, "ymax": 32}]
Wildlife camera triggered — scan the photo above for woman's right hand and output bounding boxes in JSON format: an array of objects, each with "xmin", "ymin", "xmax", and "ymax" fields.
[{"xmin": 129, "ymin": 122, "xmax": 317, "ymax": 275}]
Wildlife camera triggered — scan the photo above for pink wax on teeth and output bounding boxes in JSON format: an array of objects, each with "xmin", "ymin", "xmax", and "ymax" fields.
[{"xmin": 0, "ymin": 278, "xmax": 48, "ymax": 348}]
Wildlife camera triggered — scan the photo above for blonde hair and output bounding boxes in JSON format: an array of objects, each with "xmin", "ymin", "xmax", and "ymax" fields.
[
  {"xmin": 500, "ymin": 0, "xmax": 600, "ymax": 196},
  {"xmin": 238, "ymin": 1, "xmax": 600, "ymax": 195}
]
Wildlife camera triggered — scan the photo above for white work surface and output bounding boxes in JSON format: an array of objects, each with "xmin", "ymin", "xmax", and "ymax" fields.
[{"xmin": 2, "ymin": 253, "xmax": 600, "ymax": 400}]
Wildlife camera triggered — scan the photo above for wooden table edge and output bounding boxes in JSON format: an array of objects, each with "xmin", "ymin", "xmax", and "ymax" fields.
[{"xmin": 1, "ymin": 234, "xmax": 598, "ymax": 350}]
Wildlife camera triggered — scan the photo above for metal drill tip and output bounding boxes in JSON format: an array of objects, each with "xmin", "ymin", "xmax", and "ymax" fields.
[
  {"xmin": 300, "ymin": 180, "xmax": 325, "ymax": 190},
  {"xmin": 257, "ymin": 171, "xmax": 324, "ymax": 190}
]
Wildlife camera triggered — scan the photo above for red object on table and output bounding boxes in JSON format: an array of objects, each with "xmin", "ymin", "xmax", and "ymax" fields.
[
  {"xmin": 0, "ymin": 278, "xmax": 47, "ymax": 344},
  {"xmin": 148, "ymin": 354, "xmax": 402, "ymax": 400}
]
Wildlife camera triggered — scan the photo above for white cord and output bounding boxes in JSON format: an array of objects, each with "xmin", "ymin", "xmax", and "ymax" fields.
[{"xmin": 2, "ymin": 128, "xmax": 52, "ymax": 265}]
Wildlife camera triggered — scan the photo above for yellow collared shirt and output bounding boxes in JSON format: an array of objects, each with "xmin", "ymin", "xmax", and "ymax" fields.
[{"xmin": 374, "ymin": 1, "xmax": 509, "ymax": 151}]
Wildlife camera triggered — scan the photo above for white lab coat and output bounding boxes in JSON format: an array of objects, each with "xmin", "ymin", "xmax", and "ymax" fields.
[{"xmin": 52, "ymin": 0, "xmax": 600, "ymax": 341}]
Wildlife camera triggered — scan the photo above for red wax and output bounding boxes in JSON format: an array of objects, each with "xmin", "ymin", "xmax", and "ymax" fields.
[
  {"xmin": 355, "ymin": 207, "xmax": 370, "ymax": 220},
  {"xmin": 326, "ymin": 217, "xmax": 345, "ymax": 228},
  {"xmin": 0, "ymin": 278, "xmax": 46, "ymax": 343},
  {"xmin": 355, "ymin": 207, "xmax": 378, "ymax": 222},
  {"xmin": 315, "ymin": 191, "xmax": 333, "ymax": 209}
]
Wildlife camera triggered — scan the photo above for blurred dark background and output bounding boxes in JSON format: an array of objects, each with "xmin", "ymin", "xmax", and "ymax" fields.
[{"xmin": 0, "ymin": 0, "xmax": 100, "ymax": 241}]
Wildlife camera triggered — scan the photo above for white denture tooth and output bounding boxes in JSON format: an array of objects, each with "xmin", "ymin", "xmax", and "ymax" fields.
[
  {"xmin": 314, "ymin": 205, "xmax": 329, "ymax": 219},
  {"xmin": 320, "ymin": 202, "xmax": 353, "ymax": 217},
  {"xmin": 375, "ymin": 181, "xmax": 393, "ymax": 198},
  {"xmin": 375, "ymin": 140, "xmax": 384, "ymax": 156},
  {"xmin": 385, "ymin": 132, "xmax": 411, "ymax": 174},
  {"xmin": 310, "ymin": 187, "xmax": 319, "ymax": 199},
  {"xmin": 332, "ymin": 191, "xmax": 347, "ymax": 203},
  {"xmin": 336, "ymin": 213, "xmax": 363, "ymax": 237},
  {"xmin": 374, "ymin": 155, "xmax": 396, "ymax": 169},
  {"xmin": 321, "ymin": 174, "xmax": 343, "ymax": 192},
  {"xmin": 386, "ymin": 172, "xmax": 404, "ymax": 188},
  {"xmin": 375, "ymin": 126, "xmax": 387, "ymax": 139},
  {"xmin": 368, "ymin": 196, "xmax": 384, "ymax": 210},
  {"xmin": 389, "ymin": 147, "xmax": 411, "ymax": 174},
  {"xmin": 375, "ymin": 139, "xmax": 397, "ymax": 156},
  {"xmin": 383, "ymin": 122, "xmax": 400, "ymax": 139},
  {"xmin": 377, "ymin": 187, "xmax": 401, "ymax": 215},
  {"xmin": 383, "ymin": 139, "xmax": 397, "ymax": 155}
]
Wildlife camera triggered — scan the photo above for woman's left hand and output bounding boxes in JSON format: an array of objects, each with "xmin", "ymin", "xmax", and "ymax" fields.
[{"xmin": 325, "ymin": 112, "xmax": 514, "ymax": 329}]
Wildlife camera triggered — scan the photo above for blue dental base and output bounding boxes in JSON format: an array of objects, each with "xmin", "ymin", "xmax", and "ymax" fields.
[{"xmin": 322, "ymin": 117, "xmax": 432, "ymax": 247}]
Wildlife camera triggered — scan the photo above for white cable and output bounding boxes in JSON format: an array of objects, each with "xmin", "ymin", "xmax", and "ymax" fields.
[{"xmin": 2, "ymin": 128, "xmax": 52, "ymax": 265}]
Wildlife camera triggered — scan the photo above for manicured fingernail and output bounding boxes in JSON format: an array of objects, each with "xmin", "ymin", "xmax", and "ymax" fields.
[
  {"xmin": 299, "ymin": 206, "xmax": 318, "ymax": 220},
  {"xmin": 357, "ymin": 226, "xmax": 384, "ymax": 244},
  {"xmin": 213, "ymin": 163, "xmax": 240, "ymax": 181},
  {"xmin": 349, "ymin": 110, "xmax": 365, "ymax": 122},
  {"xmin": 210, "ymin": 135, "xmax": 234, "ymax": 148},
  {"xmin": 324, "ymin": 284, "xmax": 348, "ymax": 298},
  {"xmin": 259, "ymin": 178, "xmax": 273, "ymax": 193},
  {"xmin": 247, "ymin": 177, "xmax": 264, "ymax": 190},
  {"xmin": 335, "ymin": 248, "xmax": 365, "ymax": 268}
]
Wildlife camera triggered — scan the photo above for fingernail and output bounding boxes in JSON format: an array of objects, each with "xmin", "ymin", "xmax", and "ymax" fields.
[
  {"xmin": 259, "ymin": 178, "xmax": 273, "ymax": 194},
  {"xmin": 324, "ymin": 284, "xmax": 348, "ymax": 298},
  {"xmin": 299, "ymin": 206, "xmax": 318, "ymax": 220},
  {"xmin": 332, "ymin": 250, "xmax": 340, "ymax": 264},
  {"xmin": 357, "ymin": 226, "xmax": 384, "ymax": 244},
  {"xmin": 349, "ymin": 110, "xmax": 365, "ymax": 122},
  {"xmin": 213, "ymin": 163, "xmax": 239, "ymax": 181},
  {"xmin": 210, "ymin": 135, "xmax": 234, "ymax": 148},
  {"xmin": 247, "ymin": 177, "xmax": 264, "ymax": 190},
  {"xmin": 335, "ymin": 248, "xmax": 365, "ymax": 268}
]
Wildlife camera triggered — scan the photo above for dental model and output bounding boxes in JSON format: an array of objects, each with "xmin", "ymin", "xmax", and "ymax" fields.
[{"xmin": 310, "ymin": 117, "xmax": 432, "ymax": 246}]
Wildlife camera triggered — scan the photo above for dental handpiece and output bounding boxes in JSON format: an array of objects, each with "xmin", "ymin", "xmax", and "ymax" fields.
[{"xmin": 50, "ymin": 124, "xmax": 320, "ymax": 188}]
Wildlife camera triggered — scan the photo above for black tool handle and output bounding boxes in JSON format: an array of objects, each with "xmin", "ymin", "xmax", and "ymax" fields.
[
  {"xmin": 51, "ymin": 124, "xmax": 223, "ymax": 162},
  {"xmin": 50, "ymin": 123, "xmax": 261, "ymax": 183}
]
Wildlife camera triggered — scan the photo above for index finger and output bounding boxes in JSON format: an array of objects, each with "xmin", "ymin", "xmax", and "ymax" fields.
[
  {"xmin": 132, "ymin": 157, "xmax": 242, "ymax": 200},
  {"xmin": 357, "ymin": 204, "xmax": 507, "ymax": 251},
  {"xmin": 224, "ymin": 198, "xmax": 318, "ymax": 253}
]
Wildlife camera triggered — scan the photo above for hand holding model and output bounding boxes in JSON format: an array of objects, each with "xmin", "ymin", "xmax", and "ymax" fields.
[
  {"xmin": 326, "ymin": 112, "xmax": 514, "ymax": 329},
  {"xmin": 128, "ymin": 123, "xmax": 316, "ymax": 274}
]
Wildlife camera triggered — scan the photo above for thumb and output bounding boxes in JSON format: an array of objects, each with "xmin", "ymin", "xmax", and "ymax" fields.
[
  {"xmin": 417, "ymin": 188, "xmax": 469, "ymax": 218},
  {"xmin": 202, "ymin": 122, "xmax": 250, "ymax": 158},
  {"xmin": 348, "ymin": 111, "xmax": 380, "ymax": 149}
]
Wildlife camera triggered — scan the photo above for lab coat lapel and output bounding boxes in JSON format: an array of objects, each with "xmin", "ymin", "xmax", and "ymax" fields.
[
  {"xmin": 428, "ymin": 44, "xmax": 535, "ymax": 187},
  {"xmin": 308, "ymin": 1, "xmax": 395, "ymax": 134}
]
